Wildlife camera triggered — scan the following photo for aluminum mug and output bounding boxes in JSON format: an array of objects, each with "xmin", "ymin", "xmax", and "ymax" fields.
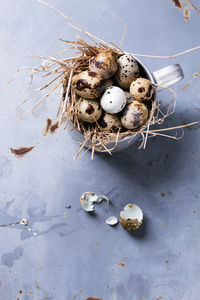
[{"xmin": 69, "ymin": 54, "xmax": 184, "ymax": 152}]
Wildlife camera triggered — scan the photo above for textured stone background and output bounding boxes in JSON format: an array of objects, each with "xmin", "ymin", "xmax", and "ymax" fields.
[{"xmin": 0, "ymin": 0, "xmax": 200, "ymax": 299}]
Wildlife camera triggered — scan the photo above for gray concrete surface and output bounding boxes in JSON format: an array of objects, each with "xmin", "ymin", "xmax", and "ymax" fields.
[{"xmin": 0, "ymin": 0, "xmax": 200, "ymax": 299}]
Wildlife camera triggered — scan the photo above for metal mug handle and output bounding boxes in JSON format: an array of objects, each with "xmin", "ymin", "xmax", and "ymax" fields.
[{"xmin": 152, "ymin": 64, "xmax": 184, "ymax": 87}]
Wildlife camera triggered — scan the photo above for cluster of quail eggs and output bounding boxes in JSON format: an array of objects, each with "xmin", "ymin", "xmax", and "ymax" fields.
[{"xmin": 72, "ymin": 51, "xmax": 155, "ymax": 132}]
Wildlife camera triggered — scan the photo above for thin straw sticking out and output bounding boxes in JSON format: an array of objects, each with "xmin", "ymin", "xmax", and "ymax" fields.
[
  {"xmin": 119, "ymin": 26, "xmax": 128, "ymax": 49},
  {"xmin": 16, "ymin": 84, "xmax": 59, "ymax": 123},
  {"xmin": 184, "ymin": 0, "xmax": 200, "ymax": 13},
  {"xmin": 59, "ymin": 69, "xmax": 73, "ymax": 124},
  {"xmin": 143, "ymin": 121, "xmax": 198, "ymax": 134},
  {"xmin": 131, "ymin": 45, "xmax": 200, "ymax": 59},
  {"xmin": 36, "ymin": 0, "xmax": 111, "ymax": 47},
  {"xmin": 73, "ymin": 134, "xmax": 91, "ymax": 161}
]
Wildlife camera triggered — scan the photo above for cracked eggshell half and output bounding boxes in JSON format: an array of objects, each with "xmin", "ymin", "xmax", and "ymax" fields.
[
  {"xmin": 76, "ymin": 98, "xmax": 102, "ymax": 123},
  {"xmin": 114, "ymin": 54, "xmax": 139, "ymax": 89},
  {"xmin": 72, "ymin": 70, "xmax": 105, "ymax": 99},
  {"xmin": 89, "ymin": 51, "xmax": 118, "ymax": 79},
  {"xmin": 120, "ymin": 204, "xmax": 143, "ymax": 231},
  {"xmin": 106, "ymin": 216, "xmax": 118, "ymax": 226},
  {"xmin": 121, "ymin": 101, "xmax": 148, "ymax": 129},
  {"xmin": 80, "ymin": 192, "xmax": 109, "ymax": 212},
  {"xmin": 130, "ymin": 78, "xmax": 154, "ymax": 101},
  {"xmin": 100, "ymin": 86, "xmax": 127, "ymax": 114}
]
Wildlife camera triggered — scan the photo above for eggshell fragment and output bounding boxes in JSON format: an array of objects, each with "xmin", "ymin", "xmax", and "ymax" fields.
[
  {"xmin": 80, "ymin": 192, "xmax": 109, "ymax": 212},
  {"xmin": 106, "ymin": 216, "xmax": 118, "ymax": 226},
  {"xmin": 120, "ymin": 204, "xmax": 143, "ymax": 231},
  {"xmin": 115, "ymin": 54, "xmax": 139, "ymax": 89},
  {"xmin": 121, "ymin": 101, "xmax": 148, "ymax": 129},
  {"xmin": 89, "ymin": 51, "xmax": 118, "ymax": 79},
  {"xmin": 76, "ymin": 98, "xmax": 102, "ymax": 123},
  {"xmin": 100, "ymin": 86, "xmax": 127, "ymax": 114},
  {"xmin": 99, "ymin": 113, "xmax": 122, "ymax": 132},
  {"xmin": 72, "ymin": 70, "xmax": 104, "ymax": 99},
  {"xmin": 130, "ymin": 78, "xmax": 154, "ymax": 101}
]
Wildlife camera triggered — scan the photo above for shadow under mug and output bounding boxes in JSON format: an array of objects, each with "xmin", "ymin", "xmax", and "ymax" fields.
[{"xmin": 69, "ymin": 54, "xmax": 184, "ymax": 152}]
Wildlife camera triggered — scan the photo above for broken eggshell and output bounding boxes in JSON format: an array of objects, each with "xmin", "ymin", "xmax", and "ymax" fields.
[
  {"xmin": 80, "ymin": 192, "xmax": 109, "ymax": 212},
  {"xmin": 120, "ymin": 204, "xmax": 143, "ymax": 231},
  {"xmin": 106, "ymin": 216, "xmax": 118, "ymax": 226}
]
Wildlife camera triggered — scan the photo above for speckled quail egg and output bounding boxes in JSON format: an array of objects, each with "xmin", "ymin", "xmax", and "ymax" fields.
[
  {"xmin": 89, "ymin": 51, "xmax": 118, "ymax": 79},
  {"xmin": 100, "ymin": 86, "xmax": 127, "ymax": 114},
  {"xmin": 121, "ymin": 101, "xmax": 148, "ymax": 129},
  {"xmin": 130, "ymin": 78, "xmax": 154, "ymax": 101},
  {"xmin": 120, "ymin": 204, "xmax": 143, "ymax": 231},
  {"xmin": 125, "ymin": 91, "xmax": 134, "ymax": 103},
  {"xmin": 114, "ymin": 54, "xmax": 139, "ymax": 89},
  {"xmin": 76, "ymin": 98, "xmax": 102, "ymax": 123},
  {"xmin": 72, "ymin": 70, "xmax": 104, "ymax": 99},
  {"xmin": 99, "ymin": 113, "xmax": 122, "ymax": 132}
]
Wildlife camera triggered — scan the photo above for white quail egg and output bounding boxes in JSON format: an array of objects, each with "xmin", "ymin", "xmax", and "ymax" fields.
[
  {"xmin": 121, "ymin": 101, "xmax": 148, "ymax": 129},
  {"xmin": 100, "ymin": 86, "xmax": 127, "ymax": 114},
  {"xmin": 130, "ymin": 78, "xmax": 154, "ymax": 101},
  {"xmin": 99, "ymin": 113, "xmax": 122, "ymax": 132},
  {"xmin": 76, "ymin": 98, "xmax": 102, "ymax": 123},
  {"xmin": 89, "ymin": 51, "xmax": 118, "ymax": 79},
  {"xmin": 114, "ymin": 54, "xmax": 139, "ymax": 89},
  {"xmin": 120, "ymin": 204, "xmax": 143, "ymax": 231},
  {"xmin": 72, "ymin": 70, "xmax": 104, "ymax": 99}
]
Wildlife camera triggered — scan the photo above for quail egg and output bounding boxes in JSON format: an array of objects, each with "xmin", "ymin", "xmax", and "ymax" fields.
[
  {"xmin": 125, "ymin": 91, "xmax": 134, "ymax": 103},
  {"xmin": 89, "ymin": 51, "xmax": 118, "ymax": 79},
  {"xmin": 76, "ymin": 98, "xmax": 102, "ymax": 123},
  {"xmin": 99, "ymin": 113, "xmax": 122, "ymax": 132},
  {"xmin": 130, "ymin": 78, "xmax": 154, "ymax": 101},
  {"xmin": 120, "ymin": 204, "xmax": 143, "ymax": 231},
  {"xmin": 114, "ymin": 54, "xmax": 139, "ymax": 89},
  {"xmin": 104, "ymin": 78, "xmax": 113, "ymax": 89},
  {"xmin": 100, "ymin": 86, "xmax": 127, "ymax": 114},
  {"xmin": 72, "ymin": 70, "xmax": 104, "ymax": 99},
  {"xmin": 121, "ymin": 101, "xmax": 148, "ymax": 129}
]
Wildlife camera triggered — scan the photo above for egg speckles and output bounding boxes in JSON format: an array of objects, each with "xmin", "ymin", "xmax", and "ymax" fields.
[
  {"xmin": 115, "ymin": 54, "xmax": 139, "ymax": 89},
  {"xmin": 121, "ymin": 101, "xmax": 148, "ymax": 129},
  {"xmin": 120, "ymin": 204, "xmax": 143, "ymax": 231},
  {"xmin": 100, "ymin": 86, "xmax": 127, "ymax": 114},
  {"xmin": 89, "ymin": 51, "xmax": 118, "ymax": 79},
  {"xmin": 130, "ymin": 78, "xmax": 154, "ymax": 101},
  {"xmin": 99, "ymin": 113, "xmax": 122, "ymax": 132},
  {"xmin": 72, "ymin": 70, "xmax": 104, "ymax": 99},
  {"xmin": 76, "ymin": 98, "xmax": 102, "ymax": 123}
]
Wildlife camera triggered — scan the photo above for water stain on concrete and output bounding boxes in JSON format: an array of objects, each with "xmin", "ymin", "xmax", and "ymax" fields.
[{"xmin": 1, "ymin": 247, "xmax": 24, "ymax": 267}]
